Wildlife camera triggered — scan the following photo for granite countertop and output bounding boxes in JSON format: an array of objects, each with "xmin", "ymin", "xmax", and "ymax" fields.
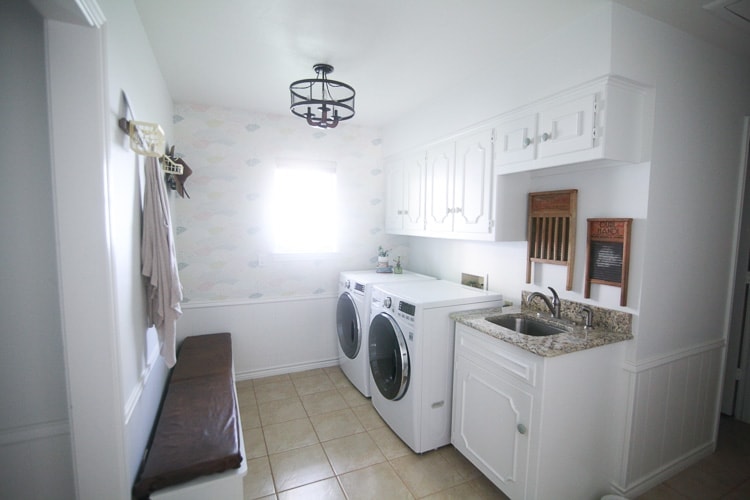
[{"xmin": 451, "ymin": 306, "xmax": 633, "ymax": 357}]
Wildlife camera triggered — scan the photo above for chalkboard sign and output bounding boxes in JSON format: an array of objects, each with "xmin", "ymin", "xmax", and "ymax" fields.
[
  {"xmin": 589, "ymin": 240, "xmax": 624, "ymax": 283},
  {"xmin": 585, "ymin": 218, "xmax": 632, "ymax": 306}
]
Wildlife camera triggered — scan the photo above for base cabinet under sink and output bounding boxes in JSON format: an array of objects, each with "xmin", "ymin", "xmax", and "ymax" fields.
[{"xmin": 451, "ymin": 323, "xmax": 625, "ymax": 500}]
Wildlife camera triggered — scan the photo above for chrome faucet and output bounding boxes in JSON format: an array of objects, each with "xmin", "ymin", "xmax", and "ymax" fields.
[{"xmin": 527, "ymin": 287, "xmax": 561, "ymax": 319}]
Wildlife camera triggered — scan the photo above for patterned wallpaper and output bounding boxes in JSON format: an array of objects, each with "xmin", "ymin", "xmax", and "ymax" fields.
[{"xmin": 172, "ymin": 103, "xmax": 407, "ymax": 303}]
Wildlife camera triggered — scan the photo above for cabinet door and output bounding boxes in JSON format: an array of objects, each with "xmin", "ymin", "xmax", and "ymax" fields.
[
  {"xmin": 537, "ymin": 93, "xmax": 596, "ymax": 159},
  {"xmin": 453, "ymin": 357, "xmax": 532, "ymax": 500},
  {"xmin": 425, "ymin": 141, "xmax": 455, "ymax": 233},
  {"xmin": 402, "ymin": 151, "xmax": 426, "ymax": 231},
  {"xmin": 384, "ymin": 157, "xmax": 405, "ymax": 233},
  {"xmin": 495, "ymin": 113, "xmax": 537, "ymax": 166},
  {"xmin": 453, "ymin": 128, "xmax": 494, "ymax": 235}
]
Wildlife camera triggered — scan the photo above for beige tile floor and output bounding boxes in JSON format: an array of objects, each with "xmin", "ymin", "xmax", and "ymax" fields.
[
  {"xmin": 237, "ymin": 366, "xmax": 508, "ymax": 499},
  {"xmin": 237, "ymin": 366, "xmax": 750, "ymax": 500}
]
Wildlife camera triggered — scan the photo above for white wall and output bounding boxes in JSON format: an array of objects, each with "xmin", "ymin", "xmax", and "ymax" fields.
[
  {"xmin": 35, "ymin": 0, "xmax": 175, "ymax": 497},
  {"xmin": 171, "ymin": 105, "xmax": 408, "ymax": 376},
  {"xmin": 381, "ymin": 3, "xmax": 614, "ymax": 157},
  {"xmin": 99, "ymin": 0, "xmax": 174, "ymax": 483},
  {"xmin": 0, "ymin": 2, "xmax": 74, "ymax": 498},
  {"xmin": 611, "ymin": 4, "xmax": 750, "ymax": 361},
  {"xmin": 609, "ymin": 4, "xmax": 750, "ymax": 493}
]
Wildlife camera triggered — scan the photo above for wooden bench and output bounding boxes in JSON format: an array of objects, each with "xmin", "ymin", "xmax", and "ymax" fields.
[{"xmin": 132, "ymin": 332, "xmax": 246, "ymax": 499}]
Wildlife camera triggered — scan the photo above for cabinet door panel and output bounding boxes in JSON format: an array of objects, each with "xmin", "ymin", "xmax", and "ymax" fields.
[
  {"xmin": 496, "ymin": 114, "xmax": 537, "ymax": 166},
  {"xmin": 454, "ymin": 129, "xmax": 493, "ymax": 234},
  {"xmin": 537, "ymin": 93, "xmax": 596, "ymax": 158},
  {"xmin": 425, "ymin": 142, "xmax": 455, "ymax": 232},
  {"xmin": 403, "ymin": 152, "xmax": 425, "ymax": 230},
  {"xmin": 454, "ymin": 358, "xmax": 531, "ymax": 499},
  {"xmin": 384, "ymin": 158, "xmax": 405, "ymax": 232}
]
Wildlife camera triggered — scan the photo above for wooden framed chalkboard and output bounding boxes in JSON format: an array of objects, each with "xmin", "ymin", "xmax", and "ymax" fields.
[{"xmin": 584, "ymin": 218, "xmax": 632, "ymax": 306}]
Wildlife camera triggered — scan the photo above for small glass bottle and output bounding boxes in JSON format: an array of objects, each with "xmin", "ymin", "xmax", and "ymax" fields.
[{"xmin": 394, "ymin": 256, "xmax": 403, "ymax": 274}]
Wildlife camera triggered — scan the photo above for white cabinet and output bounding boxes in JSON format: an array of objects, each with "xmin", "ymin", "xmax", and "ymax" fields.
[
  {"xmin": 424, "ymin": 140, "xmax": 455, "ymax": 233},
  {"xmin": 452, "ymin": 323, "xmax": 625, "ymax": 499},
  {"xmin": 384, "ymin": 151, "xmax": 426, "ymax": 234},
  {"xmin": 425, "ymin": 128, "xmax": 495, "ymax": 237},
  {"xmin": 495, "ymin": 75, "xmax": 648, "ymax": 174},
  {"xmin": 385, "ymin": 127, "xmax": 527, "ymax": 241}
]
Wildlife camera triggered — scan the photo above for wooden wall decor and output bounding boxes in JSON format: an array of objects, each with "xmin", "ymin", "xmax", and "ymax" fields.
[
  {"xmin": 584, "ymin": 218, "xmax": 632, "ymax": 306},
  {"xmin": 526, "ymin": 189, "xmax": 578, "ymax": 290}
]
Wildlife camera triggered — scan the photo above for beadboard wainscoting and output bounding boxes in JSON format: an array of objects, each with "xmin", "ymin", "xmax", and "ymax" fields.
[
  {"xmin": 615, "ymin": 339, "xmax": 726, "ymax": 497},
  {"xmin": 179, "ymin": 295, "xmax": 339, "ymax": 380}
]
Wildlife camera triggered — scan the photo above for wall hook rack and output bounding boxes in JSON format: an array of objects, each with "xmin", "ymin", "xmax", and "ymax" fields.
[{"xmin": 117, "ymin": 91, "xmax": 184, "ymax": 175}]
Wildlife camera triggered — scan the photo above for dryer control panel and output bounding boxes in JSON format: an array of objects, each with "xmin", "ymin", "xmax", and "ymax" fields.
[{"xmin": 398, "ymin": 301, "xmax": 416, "ymax": 317}]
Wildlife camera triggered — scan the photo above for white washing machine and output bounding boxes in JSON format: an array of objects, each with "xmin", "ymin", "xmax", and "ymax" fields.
[
  {"xmin": 368, "ymin": 279, "xmax": 503, "ymax": 453},
  {"xmin": 336, "ymin": 270, "xmax": 435, "ymax": 397}
]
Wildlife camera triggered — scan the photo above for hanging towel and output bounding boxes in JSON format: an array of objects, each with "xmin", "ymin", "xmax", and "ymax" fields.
[{"xmin": 142, "ymin": 156, "xmax": 183, "ymax": 367}]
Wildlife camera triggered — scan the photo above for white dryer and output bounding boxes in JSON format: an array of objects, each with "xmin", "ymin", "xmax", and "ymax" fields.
[
  {"xmin": 336, "ymin": 270, "xmax": 435, "ymax": 397},
  {"xmin": 368, "ymin": 280, "xmax": 503, "ymax": 453}
]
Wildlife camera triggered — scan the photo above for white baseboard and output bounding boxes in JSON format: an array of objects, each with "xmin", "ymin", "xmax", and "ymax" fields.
[{"xmin": 235, "ymin": 357, "xmax": 339, "ymax": 381}]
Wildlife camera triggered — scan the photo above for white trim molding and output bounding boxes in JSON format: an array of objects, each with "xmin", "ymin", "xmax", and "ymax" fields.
[{"xmin": 0, "ymin": 419, "xmax": 70, "ymax": 447}]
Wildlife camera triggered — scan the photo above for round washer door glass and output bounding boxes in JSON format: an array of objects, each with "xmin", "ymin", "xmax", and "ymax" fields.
[
  {"xmin": 369, "ymin": 312, "xmax": 410, "ymax": 400},
  {"xmin": 336, "ymin": 293, "xmax": 360, "ymax": 359}
]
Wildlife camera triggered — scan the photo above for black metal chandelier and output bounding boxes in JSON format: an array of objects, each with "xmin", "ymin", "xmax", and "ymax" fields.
[{"xmin": 289, "ymin": 63, "xmax": 355, "ymax": 129}]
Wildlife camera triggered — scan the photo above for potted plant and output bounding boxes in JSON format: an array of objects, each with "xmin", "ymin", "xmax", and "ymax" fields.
[{"xmin": 377, "ymin": 246, "xmax": 390, "ymax": 268}]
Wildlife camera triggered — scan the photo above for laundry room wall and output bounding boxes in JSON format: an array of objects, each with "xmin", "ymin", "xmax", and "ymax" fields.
[{"xmin": 173, "ymin": 104, "xmax": 406, "ymax": 377}]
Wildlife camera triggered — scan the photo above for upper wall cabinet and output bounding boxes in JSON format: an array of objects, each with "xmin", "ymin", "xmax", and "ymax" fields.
[
  {"xmin": 425, "ymin": 128, "xmax": 495, "ymax": 237},
  {"xmin": 385, "ymin": 126, "xmax": 528, "ymax": 241},
  {"xmin": 494, "ymin": 75, "xmax": 648, "ymax": 174},
  {"xmin": 384, "ymin": 151, "xmax": 426, "ymax": 235}
]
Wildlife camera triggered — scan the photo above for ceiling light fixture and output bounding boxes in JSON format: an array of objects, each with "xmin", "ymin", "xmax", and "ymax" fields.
[{"xmin": 290, "ymin": 63, "xmax": 355, "ymax": 129}]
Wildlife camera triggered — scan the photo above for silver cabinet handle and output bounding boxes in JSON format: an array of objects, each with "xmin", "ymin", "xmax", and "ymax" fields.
[
  {"xmin": 517, "ymin": 423, "xmax": 527, "ymax": 435},
  {"xmin": 541, "ymin": 132, "xmax": 551, "ymax": 142},
  {"xmin": 523, "ymin": 137, "xmax": 532, "ymax": 147},
  {"xmin": 454, "ymin": 207, "xmax": 462, "ymax": 214}
]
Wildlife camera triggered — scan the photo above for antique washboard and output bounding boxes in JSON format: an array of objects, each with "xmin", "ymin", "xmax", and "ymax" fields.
[
  {"xmin": 525, "ymin": 189, "xmax": 578, "ymax": 290},
  {"xmin": 584, "ymin": 218, "xmax": 632, "ymax": 306}
]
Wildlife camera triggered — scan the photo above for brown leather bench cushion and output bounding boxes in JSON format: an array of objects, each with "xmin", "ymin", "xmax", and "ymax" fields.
[{"xmin": 132, "ymin": 333, "xmax": 242, "ymax": 498}]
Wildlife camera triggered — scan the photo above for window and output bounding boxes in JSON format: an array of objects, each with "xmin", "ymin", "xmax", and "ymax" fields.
[{"xmin": 271, "ymin": 160, "xmax": 338, "ymax": 255}]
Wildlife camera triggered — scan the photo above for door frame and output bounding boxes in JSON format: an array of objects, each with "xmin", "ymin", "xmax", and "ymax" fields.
[{"xmin": 722, "ymin": 116, "xmax": 750, "ymax": 422}]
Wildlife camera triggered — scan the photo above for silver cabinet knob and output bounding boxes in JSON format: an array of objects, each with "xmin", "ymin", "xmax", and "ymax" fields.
[
  {"xmin": 517, "ymin": 423, "xmax": 527, "ymax": 435},
  {"xmin": 523, "ymin": 137, "xmax": 532, "ymax": 147},
  {"xmin": 541, "ymin": 132, "xmax": 551, "ymax": 142}
]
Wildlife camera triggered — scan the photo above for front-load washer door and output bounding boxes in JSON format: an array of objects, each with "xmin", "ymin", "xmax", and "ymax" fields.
[
  {"xmin": 369, "ymin": 312, "xmax": 410, "ymax": 401},
  {"xmin": 336, "ymin": 293, "xmax": 361, "ymax": 359}
]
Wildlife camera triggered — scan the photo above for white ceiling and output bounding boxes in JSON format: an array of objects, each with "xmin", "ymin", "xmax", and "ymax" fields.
[{"xmin": 134, "ymin": 0, "xmax": 750, "ymax": 128}]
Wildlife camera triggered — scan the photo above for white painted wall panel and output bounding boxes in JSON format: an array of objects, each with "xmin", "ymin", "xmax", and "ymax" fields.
[
  {"xmin": 180, "ymin": 296, "xmax": 338, "ymax": 379},
  {"xmin": 0, "ymin": 1, "xmax": 74, "ymax": 497}
]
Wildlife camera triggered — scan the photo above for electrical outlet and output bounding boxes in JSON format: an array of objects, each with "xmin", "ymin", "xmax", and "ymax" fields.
[{"xmin": 461, "ymin": 272, "xmax": 486, "ymax": 290}]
